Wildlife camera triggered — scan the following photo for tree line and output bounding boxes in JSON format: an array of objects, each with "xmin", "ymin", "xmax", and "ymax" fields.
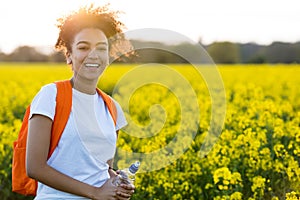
[{"xmin": 1, "ymin": 40, "xmax": 300, "ymax": 64}]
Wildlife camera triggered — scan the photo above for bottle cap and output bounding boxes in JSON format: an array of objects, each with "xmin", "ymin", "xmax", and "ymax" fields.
[{"xmin": 129, "ymin": 161, "xmax": 140, "ymax": 174}]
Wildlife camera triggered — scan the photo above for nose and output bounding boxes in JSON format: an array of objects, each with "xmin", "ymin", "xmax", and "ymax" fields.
[{"xmin": 88, "ymin": 48, "xmax": 99, "ymax": 59}]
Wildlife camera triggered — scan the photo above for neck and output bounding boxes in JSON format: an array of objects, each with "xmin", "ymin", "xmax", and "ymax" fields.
[{"xmin": 70, "ymin": 76, "xmax": 98, "ymax": 95}]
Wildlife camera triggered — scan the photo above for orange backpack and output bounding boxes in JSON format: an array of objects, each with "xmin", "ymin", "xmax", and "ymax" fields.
[{"xmin": 12, "ymin": 80, "xmax": 117, "ymax": 196}]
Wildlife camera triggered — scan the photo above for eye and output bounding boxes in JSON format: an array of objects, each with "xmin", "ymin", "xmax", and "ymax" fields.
[
  {"xmin": 97, "ymin": 46, "xmax": 107, "ymax": 51},
  {"xmin": 78, "ymin": 46, "xmax": 89, "ymax": 50}
]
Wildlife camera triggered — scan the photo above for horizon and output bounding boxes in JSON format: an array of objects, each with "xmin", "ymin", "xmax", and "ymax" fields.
[{"xmin": 2, "ymin": 38, "xmax": 300, "ymax": 55}]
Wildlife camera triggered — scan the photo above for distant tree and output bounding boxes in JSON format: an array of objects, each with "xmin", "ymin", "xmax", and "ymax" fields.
[
  {"xmin": 8, "ymin": 46, "xmax": 48, "ymax": 62},
  {"xmin": 266, "ymin": 42, "xmax": 300, "ymax": 63},
  {"xmin": 207, "ymin": 42, "xmax": 240, "ymax": 64},
  {"xmin": 0, "ymin": 50, "xmax": 7, "ymax": 62},
  {"xmin": 48, "ymin": 51, "xmax": 65, "ymax": 62},
  {"xmin": 293, "ymin": 42, "xmax": 300, "ymax": 63},
  {"xmin": 239, "ymin": 43, "xmax": 266, "ymax": 63},
  {"xmin": 248, "ymin": 55, "xmax": 266, "ymax": 64},
  {"xmin": 128, "ymin": 40, "xmax": 210, "ymax": 64},
  {"xmin": 170, "ymin": 42, "xmax": 209, "ymax": 63},
  {"xmin": 129, "ymin": 40, "xmax": 186, "ymax": 63}
]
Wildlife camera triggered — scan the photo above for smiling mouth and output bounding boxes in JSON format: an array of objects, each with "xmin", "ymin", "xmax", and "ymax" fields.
[{"xmin": 85, "ymin": 63, "xmax": 100, "ymax": 68}]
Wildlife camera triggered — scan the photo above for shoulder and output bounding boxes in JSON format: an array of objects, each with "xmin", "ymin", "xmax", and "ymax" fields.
[
  {"xmin": 40, "ymin": 83, "xmax": 57, "ymax": 94},
  {"xmin": 32, "ymin": 83, "xmax": 57, "ymax": 102},
  {"xmin": 30, "ymin": 83, "xmax": 57, "ymax": 120}
]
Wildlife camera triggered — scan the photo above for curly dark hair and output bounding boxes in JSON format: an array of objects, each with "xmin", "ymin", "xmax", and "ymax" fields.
[{"xmin": 55, "ymin": 4, "xmax": 132, "ymax": 59}]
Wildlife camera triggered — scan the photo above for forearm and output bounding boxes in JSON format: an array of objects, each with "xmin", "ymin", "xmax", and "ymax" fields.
[{"xmin": 28, "ymin": 163, "xmax": 97, "ymax": 199}]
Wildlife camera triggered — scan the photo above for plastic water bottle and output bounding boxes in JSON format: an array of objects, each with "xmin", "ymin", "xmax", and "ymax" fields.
[{"xmin": 113, "ymin": 161, "xmax": 140, "ymax": 186}]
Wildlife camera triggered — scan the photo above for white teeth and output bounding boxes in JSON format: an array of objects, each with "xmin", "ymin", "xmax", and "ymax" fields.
[{"xmin": 85, "ymin": 63, "xmax": 100, "ymax": 68}]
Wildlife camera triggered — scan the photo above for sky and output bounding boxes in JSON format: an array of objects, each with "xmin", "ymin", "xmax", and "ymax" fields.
[{"xmin": 0, "ymin": 0, "xmax": 299, "ymax": 54}]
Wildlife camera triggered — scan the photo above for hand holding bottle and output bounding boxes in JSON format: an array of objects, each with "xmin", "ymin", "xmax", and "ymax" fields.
[{"xmin": 113, "ymin": 161, "xmax": 140, "ymax": 186}]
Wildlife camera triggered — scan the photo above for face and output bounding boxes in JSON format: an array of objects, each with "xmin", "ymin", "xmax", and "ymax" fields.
[{"xmin": 67, "ymin": 28, "xmax": 109, "ymax": 82}]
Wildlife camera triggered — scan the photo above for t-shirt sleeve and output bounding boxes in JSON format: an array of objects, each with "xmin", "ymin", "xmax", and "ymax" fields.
[
  {"xmin": 29, "ymin": 83, "xmax": 57, "ymax": 120},
  {"xmin": 112, "ymin": 99, "xmax": 128, "ymax": 131}
]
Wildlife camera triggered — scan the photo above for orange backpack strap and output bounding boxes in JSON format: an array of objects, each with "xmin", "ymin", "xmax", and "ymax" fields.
[
  {"xmin": 12, "ymin": 80, "xmax": 72, "ymax": 196},
  {"xmin": 96, "ymin": 88, "xmax": 117, "ymax": 126},
  {"xmin": 48, "ymin": 80, "xmax": 72, "ymax": 157}
]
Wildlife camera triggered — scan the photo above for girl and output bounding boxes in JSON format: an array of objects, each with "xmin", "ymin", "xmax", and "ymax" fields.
[{"xmin": 26, "ymin": 4, "xmax": 134, "ymax": 200}]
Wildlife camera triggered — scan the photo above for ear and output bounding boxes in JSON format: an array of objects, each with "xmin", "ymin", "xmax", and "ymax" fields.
[{"xmin": 65, "ymin": 52, "xmax": 72, "ymax": 65}]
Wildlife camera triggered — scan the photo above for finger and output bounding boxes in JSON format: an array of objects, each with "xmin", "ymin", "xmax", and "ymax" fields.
[
  {"xmin": 110, "ymin": 192, "xmax": 117, "ymax": 200},
  {"xmin": 117, "ymin": 188, "xmax": 135, "ymax": 197},
  {"xmin": 117, "ymin": 197, "xmax": 131, "ymax": 200},
  {"xmin": 116, "ymin": 196, "xmax": 130, "ymax": 200},
  {"xmin": 118, "ymin": 188, "xmax": 134, "ymax": 196},
  {"xmin": 112, "ymin": 190, "xmax": 118, "ymax": 198},
  {"xmin": 120, "ymin": 190, "xmax": 134, "ymax": 196},
  {"xmin": 120, "ymin": 183, "xmax": 135, "ymax": 190},
  {"xmin": 117, "ymin": 191, "xmax": 131, "ymax": 198}
]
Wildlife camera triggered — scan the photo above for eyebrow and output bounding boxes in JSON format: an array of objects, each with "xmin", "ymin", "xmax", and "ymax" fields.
[{"xmin": 76, "ymin": 41, "xmax": 108, "ymax": 46}]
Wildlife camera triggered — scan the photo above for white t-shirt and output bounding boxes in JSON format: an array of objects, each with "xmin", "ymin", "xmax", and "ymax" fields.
[{"xmin": 29, "ymin": 83, "xmax": 127, "ymax": 199}]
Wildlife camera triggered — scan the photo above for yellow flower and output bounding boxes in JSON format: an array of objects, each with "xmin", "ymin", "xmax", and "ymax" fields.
[
  {"xmin": 274, "ymin": 144, "xmax": 286, "ymax": 157},
  {"xmin": 230, "ymin": 192, "xmax": 243, "ymax": 200},
  {"xmin": 286, "ymin": 191, "xmax": 300, "ymax": 200}
]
